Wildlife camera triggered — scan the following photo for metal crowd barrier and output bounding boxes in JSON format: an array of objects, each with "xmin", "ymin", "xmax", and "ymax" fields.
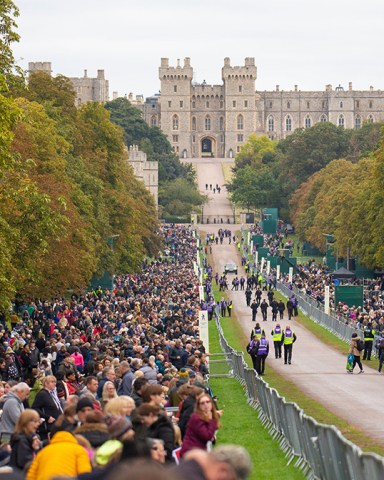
[{"xmin": 215, "ymin": 316, "xmax": 384, "ymax": 480}]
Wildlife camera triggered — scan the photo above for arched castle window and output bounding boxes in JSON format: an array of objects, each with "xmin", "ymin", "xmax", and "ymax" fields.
[
  {"xmin": 287, "ymin": 101, "xmax": 291, "ymax": 109},
  {"xmin": 369, "ymin": 101, "xmax": 373, "ymax": 108},
  {"xmin": 219, "ymin": 117, "xmax": 224, "ymax": 131},
  {"xmin": 237, "ymin": 114, "xmax": 244, "ymax": 130},
  {"xmin": 367, "ymin": 114, "xmax": 374, "ymax": 123},
  {"xmin": 205, "ymin": 116, "xmax": 211, "ymax": 131},
  {"xmin": 320, "ymin": 114, "xmax": 327, "ymax": 122},
  {"xmin": 285, "ymin": 115, "xmax": 292, "ymax": 131},
  {"xmin": 268, "ymin": 116, "xmax": 274, "ymax": 132},
  {"xmin": 340, "ymin": 101, "xmax": 343, "ymax": 108},
  {"xmin": 220, "ymin": 101, "xmax": 224, "ymax": 108},
  {"xmin": 305, "ymin": 115, "xmax": 311, "ymax": 129},
  {"xmin": 338, "ymin": 114, "xmax": 344, "ymax": 128},
  {"xmin": 172, "ymin": 115, "xmax": 179, "ymax": 130},
  {"xmin": 192, "ymin": 101, "xmax": 196, "ymax": 108},
  {"xmin": 192, "ymin": 117, "xmax": 197, "ymax": 131},
  {"xmin": 355, "ymin": 116, "xmax": 361, "ymax": 129},
  {"xmin": 151, "ymin": 116, "xmax": 157, "ymax": 127}
]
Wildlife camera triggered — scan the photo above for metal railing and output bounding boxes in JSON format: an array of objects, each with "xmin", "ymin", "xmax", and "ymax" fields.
[{"xmin": 215, "ymin": 316, "xmax": 384, "ymax": 480}]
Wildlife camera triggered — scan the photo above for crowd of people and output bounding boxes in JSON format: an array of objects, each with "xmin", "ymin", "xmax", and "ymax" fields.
[{"xmin": 0, "ymin": 225, "xmax": 252, "ymax": 480}]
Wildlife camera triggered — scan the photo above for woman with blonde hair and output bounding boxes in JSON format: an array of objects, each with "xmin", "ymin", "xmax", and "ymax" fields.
[
  {"xmin": 10, "ymin": 409, "xmax": 41, "ymax": 471},
  {"xmin": 101, "ymin": 381, "xmax": 118, "ymax": 409},
  {"xmin": 180, "ymin": 393, "xmax": 222, "ymax": 457},
  {"xmin": 104, "ymin": 395, "xmax": 135, "ymax": 420}
]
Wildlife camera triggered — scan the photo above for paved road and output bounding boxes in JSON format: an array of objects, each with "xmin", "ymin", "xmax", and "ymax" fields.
[{"xmin": 191, "ymin": 157, "xmax": 384, "ymax": 447}]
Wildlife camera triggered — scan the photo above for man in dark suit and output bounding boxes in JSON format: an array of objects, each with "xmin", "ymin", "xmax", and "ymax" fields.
[{"xmin": 32, "ymin": 375, "xmax": 63, "ymax": 438}]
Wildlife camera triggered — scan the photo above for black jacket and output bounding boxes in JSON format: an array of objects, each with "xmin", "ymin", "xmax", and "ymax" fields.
[
  {"xmin": 32, "ymin": 388, "xmax": 62, "ymax": 431},
  {"xmin": 9, "ymin": 432, "xmax": 35, "ymax": 470},
  {"xmin": 146, "ymin": 414, "xmax": 175, "ymax": 462}
]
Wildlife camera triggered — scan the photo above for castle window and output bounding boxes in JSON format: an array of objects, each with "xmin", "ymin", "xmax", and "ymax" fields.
[
  {"xmin": 320, "ymin": 114, "xmax": 327, "ymax": 122},
  {"xmin": 369, "ymin": 101, "xmax": 373, "ymax": 108},
  {"xmin": 287, "ymin": 101, "xmax": 291, "ymax": 109},
  {"xmin": 269, "ymin": 101, "xmax": 273, "ymax": 108},
  {"xmin": 172, "ymin": 135, "xmax": 179, "ymax": 142},
  {"xmin": 236, "ymin": 146, "xmax": 241, "ymax": 153},
  {"xmin": 355, "ymin": 116, "xmax": 361, "ymax": 129},
  {"xmin": 244, "ymin": 100, "xmax": 248, "ymax": 108},
  {"xmin": 285, "ymin": 115, "xmax": 292, "ymax": 131},
  {"xmin": 237, "ymin": 114, "xmax": 244, "ymax": 130},
  {"xmin": 340, "ymin": 101, "xmax": 343, "ymax": 108},
  {"xmin": 205, "ymin": 116, "xmax": 211, "ymax": 131},
  {"xmin": 192, "ymin": 116, "xmax": 197, "ymax": 131},
  {"xmin": 192, "ymin": 135, "xmax": 196, "ymax": 143},
  {"xmin": 338, "ymin": 114, "xmax": 344, "ymax": 128},
  {"xmin": 307, "ymin": 101, "xmax": 310, "ymax": 109},
  {"xmin": 367, "ymin": 114, "xmax": 374, "ymax": 123},
  {"xmin": 206, "ymin": 101, "xmax": 209, "ymax": 108},
  {"xmin": 237, "ymin": 134, "xmax": 244, "ymax": 142},
  {"xmin": 151, "ymin": 116, "xmax": 157, "ymax": 127},
  {"xmin": 174, "ymin": 85, "xmax": 177, "ymax": 92},
  {"xmin": 268, "ymin": 116, "xmax": 274, "ymax": 132},
  {"xmin": 322, "ymin": 101, "xmax": 326, "ymax": 109},
  {"xmin": 239, "ymin": 85, "xmax": 242, "ymax": 93},
  {"xmin": 233, "ymin": 100, "xmax": 236, "ymax": 108},
  {"xmin": 220, "ymin": 101, "xmax": 224, "ymax": 108},
  {"xmin": 172, "ymin": 114, "xmax": 179, "ymax": 130},
  {"xmin": 355, "ymin": 100, "xmax": 360, "ymax": 108},
  {"xmin": 219, "ymin": 116, "xmax": 224, "ymax": 131},
  {"xmin": 192, "ymin": 101, "xmax": 196, "ymax": 108},
  {"xmin": 180, "ymin": 101, "xmax": 183, "ymax": 108},
  {"xmin": 168, "ymin": 101, "xmax": 172, "ymax": 108},
  {"xmin": 305, "ymin": 115, "xmax": 311, "ymax": 128}
]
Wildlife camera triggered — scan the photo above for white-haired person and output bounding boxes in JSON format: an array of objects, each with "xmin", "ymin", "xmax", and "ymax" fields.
[{"xmin": 0, "ymin": 382, "xmax": 30, "ymax": 440}]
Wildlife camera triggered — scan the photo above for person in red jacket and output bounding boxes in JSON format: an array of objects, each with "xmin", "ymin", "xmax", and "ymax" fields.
[{"xmin": 180, "ymin": 393, "xmax": 222, "ymax": 457}]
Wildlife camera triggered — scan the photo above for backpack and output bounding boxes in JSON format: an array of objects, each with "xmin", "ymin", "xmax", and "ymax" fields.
[{"xmin": 356, "ymin": 339, "xmax": 364, "ymax": 352}]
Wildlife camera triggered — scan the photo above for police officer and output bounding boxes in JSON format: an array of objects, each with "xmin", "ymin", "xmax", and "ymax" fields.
[
  {"xmin": 250, "ymin": 322, "xmax": 264, "ymax": 341},
  {"xmin": 271, "ymin": 323, "xmax": 283, "ymax": 359},
  {"xmin": 363, "ymin": 322, "xmax": 375, "ymax": 360},
  {"xmin": 250, "ymin": 300, "xmax": 258, "ymax": 322},
  {"xmin": 260, "ymin": 299, "xmax": 269, "ymax": 321},
  {"xmin": 283, "ymin": 325, "xmax": 297, "ymax": 365},
  {"xmin": 256, "ymin": 332, "xmax": 269, "ymax": 375}
]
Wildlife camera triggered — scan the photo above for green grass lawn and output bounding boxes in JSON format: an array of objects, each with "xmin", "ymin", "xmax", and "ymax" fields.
[{"xmin": 208, "ymin": 315, "xmax": 306, "ymax": 480}]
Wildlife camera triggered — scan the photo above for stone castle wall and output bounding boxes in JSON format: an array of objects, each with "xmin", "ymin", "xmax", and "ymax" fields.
[{"xmin": 143, "ymin": 57, "xmax": 384, "ymax": 158}]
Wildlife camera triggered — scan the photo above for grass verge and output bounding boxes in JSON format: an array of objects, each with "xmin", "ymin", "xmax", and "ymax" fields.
[{"xmin": 208, "ymin": 315, "xmax": 306, "ymax": 480}]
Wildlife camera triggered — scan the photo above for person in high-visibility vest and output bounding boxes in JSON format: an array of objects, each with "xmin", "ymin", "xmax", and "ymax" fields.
[
  {"xmin": 283, "ymin": 325, "xmax": 297, "ymax": 365},
  {"xmin": 363, "ymin": 322, "xmax": 375, "ymax": 360},
  {"xmin": 271, "ymin": 323, "xmax": 283, "ymax": 359}
]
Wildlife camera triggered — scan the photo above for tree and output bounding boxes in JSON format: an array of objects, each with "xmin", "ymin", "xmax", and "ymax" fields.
[
  {"xmin": 227, "ymin": 165, "xmax": 279, "ymax": 211},
  {"xmin": 277, "ymin": 122, "xmax": 350, "ymax": 197},
  {"xmin": 0, "ymin": 1, "xmax": 21, "ymax": 79},
  {"xmin": 234, "ymin": 134, "xmax": 277, "ymax": 170}
]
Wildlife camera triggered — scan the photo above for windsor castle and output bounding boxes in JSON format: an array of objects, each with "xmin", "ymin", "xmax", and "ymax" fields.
[
  {"xmin": 29, "ymin": 58, "xmax": 384, "ymax": 159},
  {"xmin": 141, "ymin": 57, "xmax": 384, "ymax": 158}
]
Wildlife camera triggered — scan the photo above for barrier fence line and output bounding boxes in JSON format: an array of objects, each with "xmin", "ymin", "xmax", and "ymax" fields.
[{"xmin": 214, "ymin": 315, "xmax": 384, "ymax": 480}]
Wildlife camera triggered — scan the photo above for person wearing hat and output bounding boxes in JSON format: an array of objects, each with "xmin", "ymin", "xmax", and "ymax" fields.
[
  {"xmin": 74, "ymin": 410, "xmax": 109, "ymax": 448},
  {"xmin": 76, "ymin": 396, "xmax": 95, "ymax": 425}
]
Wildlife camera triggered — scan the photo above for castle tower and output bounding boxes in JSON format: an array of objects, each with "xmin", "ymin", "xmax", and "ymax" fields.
[
  {"xmin": 159, "ymin": 58, "xmax": 193, "ymax": 157},
  {"xmin": 28, "ymin": 62, "xmax": 52, "ymax": 75},
  {"xmin": 222, "ymin": 57, "xmax": 257, "ymax": 157}
]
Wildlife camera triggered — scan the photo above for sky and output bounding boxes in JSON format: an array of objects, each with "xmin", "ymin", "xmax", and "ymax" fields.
[{"xmin": 12, "ymin": 0, "xmax": 384, "ymax": 99}]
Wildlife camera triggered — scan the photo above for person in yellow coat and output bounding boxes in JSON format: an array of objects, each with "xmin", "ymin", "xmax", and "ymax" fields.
[{"xmin": 26, "ymin": 430, "xmax": 92, "ymax": 480}]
